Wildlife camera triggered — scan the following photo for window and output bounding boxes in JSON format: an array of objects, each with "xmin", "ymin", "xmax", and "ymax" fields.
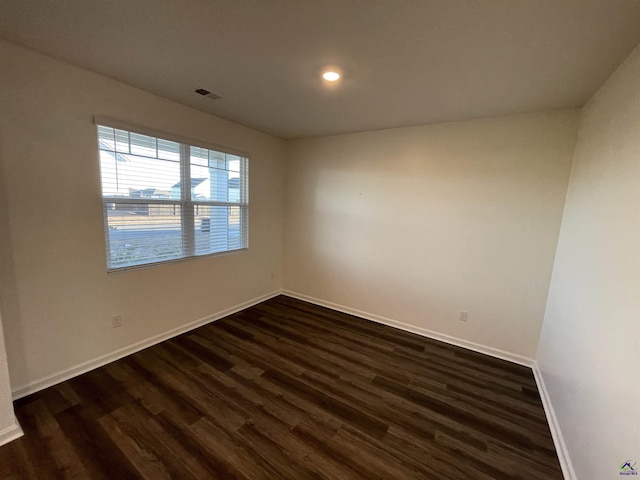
[{"xmin": 96, "ymin": 122, "xmax": 248, "ymax": 271}]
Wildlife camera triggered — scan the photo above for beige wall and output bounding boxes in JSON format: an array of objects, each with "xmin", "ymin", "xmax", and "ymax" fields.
[
  {"xmin": 537, "ymin": 44, "xmax": 640, "ymax": 479},
  {"xmin": 284, "ymin": 111, "xmax": 579, "ymax": 359},
  {"xmin": 0, "ymin": 39, "xmax": 285, "ymax": 393}
]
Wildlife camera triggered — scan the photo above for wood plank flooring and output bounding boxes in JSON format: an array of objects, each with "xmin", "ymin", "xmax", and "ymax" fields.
[{"xmin": 0, "ymin": 295, "xmax": 563, "ymax": 479}]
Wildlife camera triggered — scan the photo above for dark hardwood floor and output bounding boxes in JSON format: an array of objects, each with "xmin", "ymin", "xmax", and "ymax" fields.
[{"xmin": 0, "ymin": 295, "xmax": 563, "ymax": 479}]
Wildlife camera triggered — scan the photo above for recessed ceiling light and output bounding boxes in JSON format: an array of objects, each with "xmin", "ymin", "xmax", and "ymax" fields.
[{"xmin": 322, "ymin": 71, "xmax": 341, "ymax": 82}]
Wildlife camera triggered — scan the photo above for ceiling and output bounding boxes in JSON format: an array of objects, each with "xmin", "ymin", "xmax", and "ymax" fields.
[{"xmin": 2, "ymin": 1, "xmax": 640, "ymax": 139}]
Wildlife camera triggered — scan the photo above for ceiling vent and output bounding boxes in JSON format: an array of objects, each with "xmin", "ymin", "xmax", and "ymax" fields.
[{"xmin": 195, "ymin": 88, "xmax": 221, "ymax": 100}]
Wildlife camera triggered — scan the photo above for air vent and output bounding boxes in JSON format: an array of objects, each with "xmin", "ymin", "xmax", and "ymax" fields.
[{"xmin": 195, "ymin": 88, "xmax": 221, "ymax": 100}]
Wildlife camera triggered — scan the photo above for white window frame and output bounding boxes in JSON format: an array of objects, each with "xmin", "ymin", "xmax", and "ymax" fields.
[{"xmin": 95, "ymin": 117, "xmax": 249, "ymax": 272}]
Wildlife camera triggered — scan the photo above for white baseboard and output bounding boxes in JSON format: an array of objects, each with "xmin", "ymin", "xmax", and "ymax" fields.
[
  {"xmin": 0, "ymin": 418, "xmax": 23, "ymax": 447},
  {"xmin": 281, "ymin": 290, "xmax": 535, "ymax": 367},
  {"xmin": 532, "ymin": 363, "xmax": 577, "ymax": 480},
  {"xmin": 12, "ymin": 290, "xmax": 282, "ymax": 400}
]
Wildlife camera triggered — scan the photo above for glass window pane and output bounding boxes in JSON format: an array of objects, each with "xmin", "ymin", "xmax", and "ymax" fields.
[
  {"xmin": 190, "ymin": 146, "xmax": 208, "ymax": 166},
  {"xmin": 194, "ymin": 205, "xmax": 244, "ymax": 255},
  {"xmin": 97, "ymin": 126, "xmax": 115, "ymax": 151},
  {"xmin": 129, "ymin": 132, "xmax": 157, "ymax": 157},
  {"xmin": 158, "ymin": 138, "xmax": 180, "ymax": 161},
  {"xmin": 100, "ymin": 151, "xmax": 181, "ymax": 199},
  {"xmin": 115, "ymin": 129, "xmax": 130, "ymax": 153},
  {"xmin": 226, "ymin": 154, "xmax": 242, "ymax": 172},
  {"xmin": 208, "ymin": 150, "xmax": 226, "ymax": 169},
  {"xmin": 105, "ymin": 203, "xmax": 183, "ymax": 269},
  {"xmin": 190, "ymin": 148, "xmax": 246, "ymax": 203}
]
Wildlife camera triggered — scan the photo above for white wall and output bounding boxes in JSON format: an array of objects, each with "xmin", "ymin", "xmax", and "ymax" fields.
[
  {"xmin": 285, "ymin": 111, "xmax": 578, "ymax": 360},
  {"xmin": 0, "ymin": 149, "xmax": 22, "ymax": 444},
  {"xmin": 0, "ymin": 39, "xmax": 285, "ymax": 394},
  {"xmin": 537, "ymin": 44, "xmax": 640, "ymax": 479},
  {"xmin": 0, "ymin": 306, "xmax": 22, "ymax": 445}
]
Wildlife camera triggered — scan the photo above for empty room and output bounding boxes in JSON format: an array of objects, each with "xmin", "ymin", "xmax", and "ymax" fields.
[{"xmin": 0, "ymin": 1, "xmax": 639, "ymax": 479}]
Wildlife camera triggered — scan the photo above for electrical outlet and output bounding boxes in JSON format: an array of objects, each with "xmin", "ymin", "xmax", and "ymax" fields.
[
  {"xmin": 459, "ymin": 311, "xmax": 468, "ymax": 322},
  {"xmin": 111, "ymin": 315, "xmax": 123, "ymax": 328}
]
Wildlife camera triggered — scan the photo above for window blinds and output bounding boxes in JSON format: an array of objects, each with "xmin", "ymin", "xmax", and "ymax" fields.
[{"xmin": 97, "ymin": 124, "xmax": 248, "ymax": 271}]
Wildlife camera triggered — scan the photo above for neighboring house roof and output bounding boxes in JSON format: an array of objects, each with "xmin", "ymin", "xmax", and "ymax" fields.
[
  {"xmin": 128, "ymin": 188, "xmax": 172, "ymax": 198},
  {"xmin": 172, "ymin": 178, "xmax": 207, "ymax": 189}
]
